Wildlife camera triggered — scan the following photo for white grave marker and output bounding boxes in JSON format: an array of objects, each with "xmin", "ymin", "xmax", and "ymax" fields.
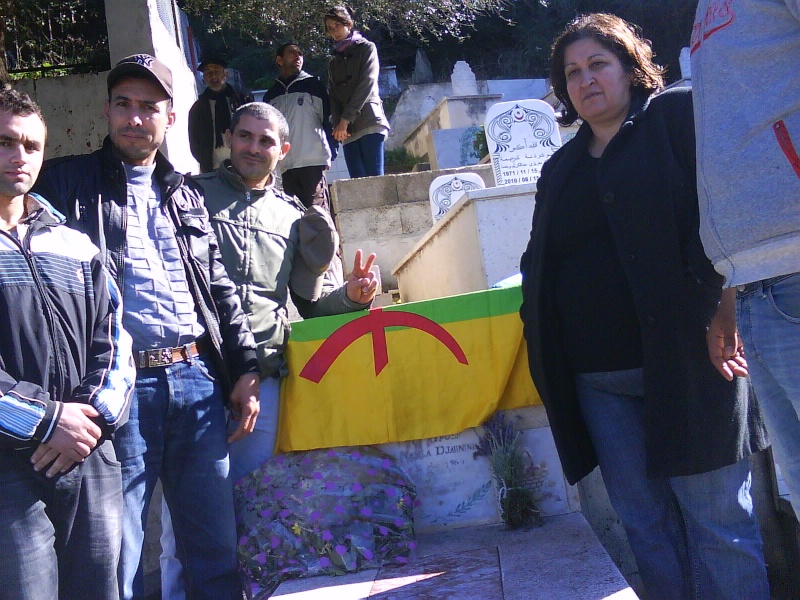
[
  {"xmin": 428, "ymin": 173, "xmax": 485, "ymax": 222},
  {"xmin": 382, "ymin": 430, "xmax": 499, "ymax": 533},
  {"xmin": 485, "ymin": 99, "xmax": 562, "ymax": 186}
]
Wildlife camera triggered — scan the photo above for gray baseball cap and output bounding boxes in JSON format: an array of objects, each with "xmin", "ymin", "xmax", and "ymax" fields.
[{"xmin": 107, "ymin": 54, "xmax": 173, "ymax": 99}]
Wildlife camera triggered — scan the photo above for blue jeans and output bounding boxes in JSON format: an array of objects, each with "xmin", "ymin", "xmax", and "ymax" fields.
[
  {"xmin": 113, "ymin": 355, "xmax": 239, "ymax": 599},
  {"xmin": 229, "ymin": 376, "xmax": 281, "ymax": 483},
  {"xmin": 0, "ymin": 441, "xmax": 122, "ymax": 600},
  {"xmin": 160, "ymin": 376, "xmax": 282, "ymax": 599},
  {"xmin": 343, "ymin": 133, "xmax": 385, "ymax": 178},
  {"xmin": 576, "ymin": 369, "xmax": 768, "ymax": 600},
  {"xmin": 738, "ymin": 272, "xmax": 800, "ymax": 517}
]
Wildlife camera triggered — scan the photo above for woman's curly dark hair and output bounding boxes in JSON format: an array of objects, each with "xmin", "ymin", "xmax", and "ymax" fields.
[{"xmin": 550, "ymin": 13, "xmax": 665, "ymax": 126}]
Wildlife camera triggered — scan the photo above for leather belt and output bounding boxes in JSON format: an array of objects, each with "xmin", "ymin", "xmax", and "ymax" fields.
[{"xmin": 137, "ymin": 336, "xmax": 210, "ymax": 369}]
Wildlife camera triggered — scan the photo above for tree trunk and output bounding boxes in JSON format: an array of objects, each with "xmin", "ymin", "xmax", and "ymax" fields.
[{"xmin": 0, "ymin": 0, "xmax": 12, "ymax": 86}]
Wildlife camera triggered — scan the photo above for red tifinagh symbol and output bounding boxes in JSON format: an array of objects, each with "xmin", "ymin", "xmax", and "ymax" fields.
[{"xmin": 299, "ymin": 307, "xmax": 469, "ymax": 383}]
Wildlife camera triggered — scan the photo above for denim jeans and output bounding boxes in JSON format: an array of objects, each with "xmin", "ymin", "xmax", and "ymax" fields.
[
  {"xmin": 576, "ymin": 369, "xmax": 768, "ymax": 600},
  {"xmin": 159, "ymin": 376, "xmax": 282, "ymax": 599},
  {"xmin": 343, "ymin": 133, "xmax": 385, "ymax": 178},
  {"xmin": 0, "ymin": 441, "xmax": 122, "ymax": 600},
  {"xmin": 229, "ymin": 376, "xmax": 281, "ymax": 483},
  {"xmin": 737, "ymin": 272, "xmax": 800, "ymax": 517},
  {"xmin": 113, "ymin": 355, "xmax": 239, "ymax": 600}
]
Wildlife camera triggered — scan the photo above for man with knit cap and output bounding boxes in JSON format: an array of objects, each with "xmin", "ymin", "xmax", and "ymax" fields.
[{"xmin": 189, "ymin": 56, "xmax": 252, "ymax": 173}]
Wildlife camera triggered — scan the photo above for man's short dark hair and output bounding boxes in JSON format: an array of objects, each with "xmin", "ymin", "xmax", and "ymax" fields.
[
  {"xmin": 0, "ymin": 88, "xmax": 44, "ymax": 121},
  {"xmin": 0, "ymin": 88, "xmax": 46, "ymax": 135},
  {"xmin": 230, "ymin": 102, "xmax": 290, "ymax": 145},
  {"xmin": 276, "ymin": 42, "xmax": 302, "ymax": 57}
]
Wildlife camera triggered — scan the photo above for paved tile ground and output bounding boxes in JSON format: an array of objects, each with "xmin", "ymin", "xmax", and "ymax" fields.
[{"xmin": 271, "ymin": 512, "xmax": 637, "ymax": 599}]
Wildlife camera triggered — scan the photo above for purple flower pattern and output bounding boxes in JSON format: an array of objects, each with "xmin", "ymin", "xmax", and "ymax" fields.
[{"xmin": 234, "ymin": 446, "xmax": 417, "ymax": 598}]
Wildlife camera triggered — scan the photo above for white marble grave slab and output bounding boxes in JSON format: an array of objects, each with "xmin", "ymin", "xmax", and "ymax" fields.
[
  {"xmin": 381, "ymin": 430, "xmax": 499, "ymax": 533},
  {"xmin": 485, "ymin": 99, "xmax": 562, "ymax": 186},
  {"xmin": 380, "ymin": 422, "xmax": 578, "ymax": 533},
  {"xmin": 428, "ymin": 172, "xmax": 485, "ymax": 222}
]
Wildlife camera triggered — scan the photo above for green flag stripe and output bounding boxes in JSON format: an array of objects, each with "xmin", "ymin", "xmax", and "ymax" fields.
[{"xmin": 290, "ymin": 285, "xmax": 523, "ymax": 342}]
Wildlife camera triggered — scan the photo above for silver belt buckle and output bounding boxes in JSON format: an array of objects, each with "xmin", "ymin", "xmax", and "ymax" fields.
[{"xmin": 145, "ymin": 347, "xmax": 174, "ymax": 368}]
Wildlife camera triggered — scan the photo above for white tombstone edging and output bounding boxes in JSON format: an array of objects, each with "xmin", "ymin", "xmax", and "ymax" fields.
[
  {"xmin": 485, "ymin": 99, "xmax": 562, "ymax": 186},
  {"xmin": 428, "ymin": 173, "xmax": 485, "ymax": 222}
]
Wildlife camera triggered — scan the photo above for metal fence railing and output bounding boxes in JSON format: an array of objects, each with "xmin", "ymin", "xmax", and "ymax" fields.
[{"xmin": 3, "ymin": 0, "xmax": 110, "ymax": 77}]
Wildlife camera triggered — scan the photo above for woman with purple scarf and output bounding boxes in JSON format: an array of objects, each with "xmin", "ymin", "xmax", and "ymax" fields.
[{"xmin": 324, "ymin": 6, "xmax": 390, "ymax": 178}]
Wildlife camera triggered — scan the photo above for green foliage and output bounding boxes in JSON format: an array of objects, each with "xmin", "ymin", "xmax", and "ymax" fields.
[
  {"xmin": 1, "ymin": 0, "xmax": 109, "ymax": 77},
  {"xmin": 185, "ymin": 0, "xmax": 698, "ymax": 90},
  {"xmin": 404, "ymin": 0, "xmax": 699, "ymax": 82},
  {"xmin": 181, "ymin": 0, "xmax": 509, "ymax": 56},
  {"xmin": 476, "ymin": 413, "xmax": 541, "ymax": 530},
  {"xmin": 472, "ymin": 126, "xmax": 488, "ymax": 160},
  {"xmin": 383, "ymin": 147, "xmax": 422, "ymax": 170}
]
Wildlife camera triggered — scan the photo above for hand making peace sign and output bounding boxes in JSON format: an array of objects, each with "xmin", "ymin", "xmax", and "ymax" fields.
[{"xmin": 345, "ymin": 249, "xmax": 379, "ymax": 304}]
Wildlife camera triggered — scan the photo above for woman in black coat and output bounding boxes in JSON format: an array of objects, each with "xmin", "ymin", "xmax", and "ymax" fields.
[{"xmin": 519, "ymin": 14, "xmax": 768, "ymax": 599}]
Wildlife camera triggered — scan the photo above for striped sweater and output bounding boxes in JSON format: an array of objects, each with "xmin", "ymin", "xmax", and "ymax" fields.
[{"xmin": 0, "ymin": 193, "xmax": 134, "ymax": 449}]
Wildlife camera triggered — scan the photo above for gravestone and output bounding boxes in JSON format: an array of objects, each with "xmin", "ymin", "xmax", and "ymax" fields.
[
  {"xmin": 428, "ymin": 173, "xmax": 485, "ymax": 222},
  {"xmin": 412, "ymin": 48, "xmax": 434, "ymax": 84},
  {"xmin": 383, "ymin": 430, "xmax": 498, "ymax": 533},
  {"xmin": 379, "ymin": 65, "xmax": 401, "ymax": 97},
  {"xmin": 451, "ymin": 61, "xmax": 478, "ymax": 97},
  {"xmin": 380, "ymin": 424, "xmax": 576, "ymax": 533},
  {"xmin": 430, "ymin": 125, "xmax": 485, "ymax": 170},
  {"xmin": 485, "ymin": 99, "xmax": 562, "ymax": 186}
]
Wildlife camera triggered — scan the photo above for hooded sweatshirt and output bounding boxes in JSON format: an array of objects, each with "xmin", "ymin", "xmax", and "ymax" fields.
[{"xmin": 691, "ymin": 0, "xmax": 800, "ymax": 286}]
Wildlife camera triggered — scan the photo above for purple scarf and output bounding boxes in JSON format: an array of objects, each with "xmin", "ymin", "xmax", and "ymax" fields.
[{"xmin": 333, "ymin": 30, "xmax": 364, "ymax": 53}]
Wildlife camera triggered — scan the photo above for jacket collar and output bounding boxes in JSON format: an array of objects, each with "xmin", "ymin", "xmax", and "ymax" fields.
[
  {"xmin": 199, "ymin": 83, "xmax": 236, "ymax": 100},
  {"xmin": 21, "ymin": 193, "xmax": 65, "ymax": 226},
  {"xmin": 570, "ymin": 89, "xmax": 652, "ymax": 144},
  {"xmin": 278, "ymin": 70, "xmax": 311, "ymax": 88},
  {"xmin": 622, "ymin": 90, "xmax": 651, "ymax": 128},
  {"xmin": 216, "ymin": 160, "xmax": 273, "ymax": 199},
  {"xmin": 563, "ymin": 89, "xmax": 653, "ymax": 162},
  {"xmin": 101, "ymin": 136, "xmax": 183, "ymax": 202}
]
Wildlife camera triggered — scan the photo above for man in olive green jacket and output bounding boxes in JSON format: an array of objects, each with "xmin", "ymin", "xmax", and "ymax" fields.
[
  {"xmin": 197, "ymin": 102, "xmax": 378, "ymax": 478},
  {"xmin": 159, "ymin": 101, "xmax": 379, "ymax": 597}
]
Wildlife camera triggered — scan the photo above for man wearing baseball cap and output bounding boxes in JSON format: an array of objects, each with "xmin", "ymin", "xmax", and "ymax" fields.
[
  {"xmin": 189, "ymin": 56, "xmax": 252, "ymax": 173},
  {"xmin": 34, "ymin": 54, "xmax": 261, "ymax": 599}
]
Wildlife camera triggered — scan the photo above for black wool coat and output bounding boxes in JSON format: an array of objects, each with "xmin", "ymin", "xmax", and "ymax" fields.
[{"xmin": 519, "ymin": 88, "xmax": 768, "ymax": 485}]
